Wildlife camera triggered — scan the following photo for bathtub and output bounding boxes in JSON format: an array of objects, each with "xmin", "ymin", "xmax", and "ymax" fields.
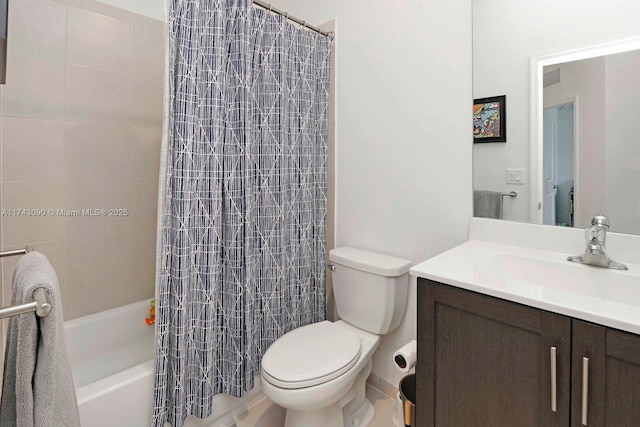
[
  {"xmin": 65, "ymin": 300, "xmax": 155, "ymax": 427},
  {"xmin": 65, "ymin": 300, "xmax": 267, "ymax": 427}
]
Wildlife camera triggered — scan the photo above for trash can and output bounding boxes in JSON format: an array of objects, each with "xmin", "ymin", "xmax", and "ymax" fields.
[{"xmin": 399, "ymin": 373, "xmax": 416, "ymax": 427}]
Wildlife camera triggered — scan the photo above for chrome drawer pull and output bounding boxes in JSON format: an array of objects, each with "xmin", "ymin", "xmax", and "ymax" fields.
[
  {"xmin": 551, "ymin": 346, "xmax": 557, "ymax": 412},
  {"xmin": 582, "ymin": 356, "xmax": 589, "ymax": 425}
]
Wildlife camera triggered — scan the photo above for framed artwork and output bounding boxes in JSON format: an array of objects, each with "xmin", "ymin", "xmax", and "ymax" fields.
[{"xmin": 473, "ymin": 95, "xmax": 506, "ymax": 143}]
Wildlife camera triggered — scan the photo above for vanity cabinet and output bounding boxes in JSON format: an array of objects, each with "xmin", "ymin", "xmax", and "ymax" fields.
[
  {"xmin": 417, "ymin": 278, "xmax": 640, "ymax": 427},
  {"xmin": 570, "ymin": 320, "xmax": 640, "ymax": 427}
]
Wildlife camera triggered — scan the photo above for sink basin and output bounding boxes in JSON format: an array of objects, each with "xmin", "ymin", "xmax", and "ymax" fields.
[
  {"xmin": 410, "ymin": 224, "xmax": 640, "ymax": 335},
  {"xmin": 473, "ymin": 253, "xmax": 640, "ymax": 307}
]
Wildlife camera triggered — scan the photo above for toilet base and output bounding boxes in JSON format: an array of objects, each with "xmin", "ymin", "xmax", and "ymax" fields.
[
  {"xmin": 284, "ymin": 403, "xmax": 344, "ymax": 427},
  {"xmin": 281, "ymin": 359, "xmax": 375, "ymax": 427},
  {"xmin": 282, "ymin": 397, "xmax": 375, "ymax": 427},
  {"xmin": 343, "ymin": 357, "xmax": 374, "ymax": 427},
  {"xmin": 344, "ymin": 398, "xmax": 374, "ymax": 427}
]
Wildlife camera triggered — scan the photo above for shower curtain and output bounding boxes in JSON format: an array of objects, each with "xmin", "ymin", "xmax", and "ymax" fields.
[{"xmin": 153, "ymin": 1, "xmax": 332, "ymax": 426}]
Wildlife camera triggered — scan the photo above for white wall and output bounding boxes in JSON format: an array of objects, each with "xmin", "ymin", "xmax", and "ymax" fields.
[
  {"xmin": 267, "ymin": 0, "xmax": 473, "ymax": 387},
  {"xmin": 605, "ymin": 50, "xmax": 640, "ymax": 234},
  {"xmin": 473, "ymin": 0, "xmax": 640, "ymax": 224}
]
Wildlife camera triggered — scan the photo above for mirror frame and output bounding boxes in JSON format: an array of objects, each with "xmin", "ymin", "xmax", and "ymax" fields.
[{"xmin": 530, "ymin": 36, "xmax": 640, "ymax": 225}]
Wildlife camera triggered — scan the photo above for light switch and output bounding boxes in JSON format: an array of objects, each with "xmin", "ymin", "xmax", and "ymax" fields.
[
  {"xmin": 515, "ymin": 169, "xmax": 524, "ymax": 184},
  {"xmin": 506, "ymin": 168, "xmax": 525, "ymax": 185}
]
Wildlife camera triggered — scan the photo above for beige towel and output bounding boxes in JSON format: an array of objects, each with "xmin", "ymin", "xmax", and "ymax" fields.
[{"xmin": 0, "ymin": 252, "xmax": 80, "ymax": 427}]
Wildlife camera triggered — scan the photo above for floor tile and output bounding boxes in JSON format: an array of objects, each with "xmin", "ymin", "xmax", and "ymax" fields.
[{"xmin": 235, "ymin": 387, "xmax": 398, "ymax": 427}]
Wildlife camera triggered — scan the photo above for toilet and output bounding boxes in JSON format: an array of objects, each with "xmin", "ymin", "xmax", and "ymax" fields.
[{"xmin": 260, "ymin": 247, "xmax": 411, "ymax": 427}]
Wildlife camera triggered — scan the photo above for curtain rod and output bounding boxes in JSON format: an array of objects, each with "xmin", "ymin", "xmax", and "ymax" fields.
[{"xmin": 252, "ymin": 0, "xmax": 333, "ymax": 38}]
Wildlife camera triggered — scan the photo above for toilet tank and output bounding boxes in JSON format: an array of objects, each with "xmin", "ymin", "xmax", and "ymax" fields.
[{"xmin": 329, "ymin": 247, "xmax": 411, "ymax": 335}]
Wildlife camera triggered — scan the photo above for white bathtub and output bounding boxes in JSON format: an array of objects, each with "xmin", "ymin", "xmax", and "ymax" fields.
[
  {"xmin": 65, "ymin": 300, "xmax": 156, "ymax": 427},
  {"xmin": 64, "ymin": 300, "xmax": 267, "ymax": 427}
]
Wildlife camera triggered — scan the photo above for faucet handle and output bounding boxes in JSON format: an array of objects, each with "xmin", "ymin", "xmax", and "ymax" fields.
[
  {"xmin": 585, "ymin": 226, "xmax": 605, "ymax": 245},
  {"xmin": 586, "ymin": 215, "xmax": 608, "ymax": 245},
  {"xmin": 591, "ymin": 215, "xmax": 610, "ymax": 229}
]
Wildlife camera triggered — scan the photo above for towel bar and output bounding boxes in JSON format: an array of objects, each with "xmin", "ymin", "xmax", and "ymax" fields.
[
  {"xmin": 0, "ymin": 245, "xmax": 50, "ymax": 319},
  {"xmin": 0, "ymin": 288, "xmax": 51, "ymax": 319},
  {"xmin": 502, "ymin": 191, "xmax": 517, "ymax": 198},
  {"xmin": 0, "ymin": 245, "xmax": 33, "ymax": 258}
]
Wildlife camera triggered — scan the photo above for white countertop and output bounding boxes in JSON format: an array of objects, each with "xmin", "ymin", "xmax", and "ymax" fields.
[{"xmin": 411, "ymin": 218, "xmax": 640, "ymax": 334}]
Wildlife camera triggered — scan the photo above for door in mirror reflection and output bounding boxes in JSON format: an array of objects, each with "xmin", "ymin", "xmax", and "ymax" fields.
[{"xmin": 543, "ymin": 102, "xmax": 574, "ymax": 227}]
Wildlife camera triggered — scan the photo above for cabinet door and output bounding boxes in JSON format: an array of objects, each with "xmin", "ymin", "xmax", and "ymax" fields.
[
  {"xmin": 572, "ymin": 320, "xmax": 640, "ymax": 427},
  {"xmin": 417, "ymin": 279, "xmax": 571, "ymax": 427}
]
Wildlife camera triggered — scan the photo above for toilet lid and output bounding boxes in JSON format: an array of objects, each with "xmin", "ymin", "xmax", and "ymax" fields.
[{"xmin": 261, "ymin": 321, "xmax": 362, "ymax": 389}]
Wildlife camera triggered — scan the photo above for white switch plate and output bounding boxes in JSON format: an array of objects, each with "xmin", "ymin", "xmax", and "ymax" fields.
[{"xmin": 507, "ymin": 168, "xmax": 525, "ymax": 185}]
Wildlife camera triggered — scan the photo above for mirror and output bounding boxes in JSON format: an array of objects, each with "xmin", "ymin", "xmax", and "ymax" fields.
[{"xmin": 472, "ymin": 0, "xmax": 640, "ymax": 235}]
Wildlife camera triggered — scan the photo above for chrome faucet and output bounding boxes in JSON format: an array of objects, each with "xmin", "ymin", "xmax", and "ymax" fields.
[{"xmin": 567, "ymin": 215, "xmax": 628, "ymax": 270}]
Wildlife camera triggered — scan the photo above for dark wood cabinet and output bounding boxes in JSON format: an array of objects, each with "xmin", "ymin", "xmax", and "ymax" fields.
[
  {"xmin": 416, "ymin": 279, "xmax": 571, "ymax": 427},
  {"xmin": 570, "ymin": 320, "xmax": 640, "ymax": 427},
  {"xmin": 417, "ymin": 278, "xmax": 640, "ymax": 427}
]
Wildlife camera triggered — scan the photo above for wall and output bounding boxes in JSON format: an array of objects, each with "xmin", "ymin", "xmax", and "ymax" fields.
[
  {"xmin": 266, "ymin": 0, "xmax": 473, "ymax": 389},
  {"xmin": 95, "ymin": 0, "xmax": 166, "ymax": 22},
  {"xmin": 605, "ymin": 50, "xmax": 640, "ymax": 234},
  {"xmin": 0, "ymin": 0, "xmax": 165, "ymax": 320},
  {"xmin": 473, "ymin": 0, "xmax": 640, "ymax": 224}
]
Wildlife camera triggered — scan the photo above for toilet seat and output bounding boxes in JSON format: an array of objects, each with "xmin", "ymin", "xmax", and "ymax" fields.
[{"xmin": 261, "ymin": 321, "xmax": 362, "ymax": 389}]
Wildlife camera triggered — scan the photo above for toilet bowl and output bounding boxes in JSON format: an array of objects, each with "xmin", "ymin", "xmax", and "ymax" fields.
[
  {"xmin": 260, "ymin": 247, "xmax": 411, "ymax": 427},
  {"xmin": 261, "ymin": 321, "xmax": 380, "ymax": 427}
]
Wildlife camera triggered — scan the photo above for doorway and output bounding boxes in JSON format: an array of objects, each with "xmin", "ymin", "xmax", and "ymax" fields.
[{"xmin": 543, "ymin": 102, "xmax": 575, "ymax": 226}]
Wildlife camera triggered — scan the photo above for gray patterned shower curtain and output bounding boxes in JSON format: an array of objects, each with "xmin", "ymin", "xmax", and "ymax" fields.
[{"xmin": 152, "ymin": 1, "xmax": 331, "ymax": 426}]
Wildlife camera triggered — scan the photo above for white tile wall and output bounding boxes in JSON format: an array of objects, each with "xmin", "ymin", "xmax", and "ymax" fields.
[
  {"xmin": 132, "ymin": 20, "xmax": 166, "ymax": 79},
  {"xmin": 2, "ymin": 55, "xmax": 66, "ymax": 120},
  {"xmin": 131, "ymin": 75, "xmax": 163, "ymax": 127},
  {"xmin": 8, "ymin": 0, "xmax": 67, "ymax": 61},
  {"xmin": 64, "ymin": 121, "xmax": 131, "ymax": 179},
  {"xmin": 131, "ymin": 126, "xmax": 162, "ymax": 179},
  {"xmin": 65, "ymin": 65, "xmax": 131, "ymax": 123},
  {"xmin": 67, "ymin": 7, "xmax": 132, "ymax": 73},
  {"xmin": 1, "ymin": 0, "xmax": 166, "ymax": 319},
  {"xmin": 2, "ymin": 118, "xmax": 66, "ymax": 181}
]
